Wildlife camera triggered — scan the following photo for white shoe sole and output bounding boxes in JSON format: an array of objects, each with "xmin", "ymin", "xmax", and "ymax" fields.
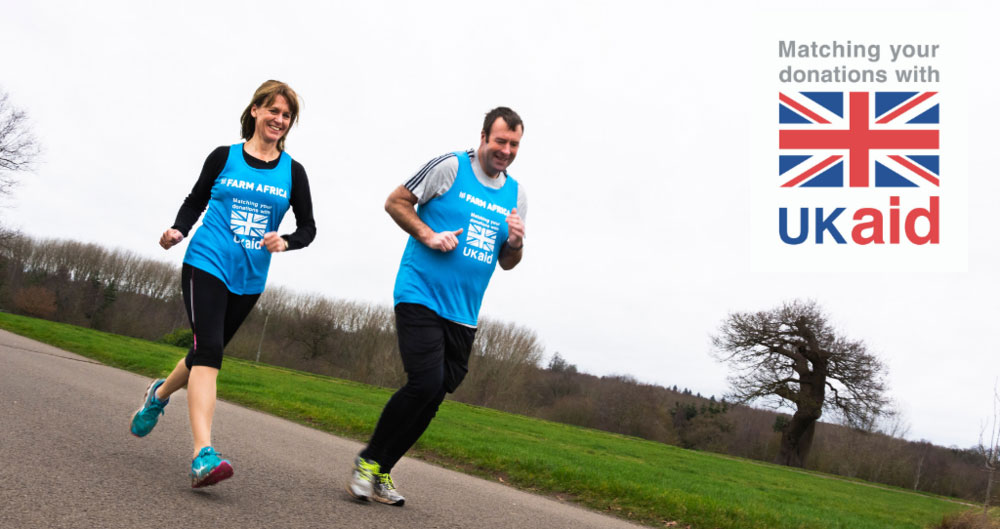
[
  {"xmin": 372, "ymin": 493, "xmax": 405, "ymax": 506},
  {"xmin": 346, "ymin": 481, "xmax": 372, "ymax": 501}
]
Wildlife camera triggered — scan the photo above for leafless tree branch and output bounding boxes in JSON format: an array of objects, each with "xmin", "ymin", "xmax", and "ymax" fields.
[{"xmin": 0, "ymin": 89, "xmax": 41, "ymax": 196}]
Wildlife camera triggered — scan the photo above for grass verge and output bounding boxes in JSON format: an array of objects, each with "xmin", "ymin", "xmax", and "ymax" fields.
[{"xmin": 0, "ymin": 312, "xmax": 971, "ymax": 529}]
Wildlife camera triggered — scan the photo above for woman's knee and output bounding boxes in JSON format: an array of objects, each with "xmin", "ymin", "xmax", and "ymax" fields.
[{"xmin": 184, "ymin": 343, "xmax": 224, "ymax": 370}]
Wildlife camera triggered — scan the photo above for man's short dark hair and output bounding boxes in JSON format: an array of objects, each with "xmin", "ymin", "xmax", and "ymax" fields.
[{"xmin": 482, "ymin": 107, "xmax": 523, "ymax": 140}]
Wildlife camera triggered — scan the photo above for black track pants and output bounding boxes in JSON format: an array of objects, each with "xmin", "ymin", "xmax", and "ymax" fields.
[{"xmin": 361, "ymin": 303, "xmax": 477, "ymax": 473}]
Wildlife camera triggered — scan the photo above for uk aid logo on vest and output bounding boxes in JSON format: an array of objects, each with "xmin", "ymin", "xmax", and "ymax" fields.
[{"xmin": 230, "ymin": 206, "xmax": 269, "ymax": 251}]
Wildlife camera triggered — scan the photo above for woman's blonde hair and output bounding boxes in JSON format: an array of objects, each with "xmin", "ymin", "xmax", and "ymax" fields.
[{"xmin": 240, "ymin": 80, "xmax": 300, "ymax": 151}]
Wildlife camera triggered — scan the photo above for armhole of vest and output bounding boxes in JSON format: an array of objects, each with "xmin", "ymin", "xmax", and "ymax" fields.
[
  {"xmin": 224, "ymin": 144, "xmax": 242, "ymax": 174},
  {"xmin": 283, "ymin": 155, "xmax": 295, "ymax": 191},
  {"xmin": 433, "ymin": 152, "xmax": 464, "ymax": 201}
]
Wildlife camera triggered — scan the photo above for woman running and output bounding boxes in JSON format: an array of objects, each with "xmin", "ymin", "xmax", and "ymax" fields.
[{"xmin": 129, "ymin": 80, "xmax": 316, "ymax": 488}]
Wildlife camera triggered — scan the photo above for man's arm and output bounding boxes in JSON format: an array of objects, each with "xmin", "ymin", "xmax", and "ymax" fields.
[
  {"xmin": 498, "ymin": 208, "xmax": 524, "ymax": 270},
  {"xmin": 385, "ymin": 185, "xmax": 463, "ymax": 252}
]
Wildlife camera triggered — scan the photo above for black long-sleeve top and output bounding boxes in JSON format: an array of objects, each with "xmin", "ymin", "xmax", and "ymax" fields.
[{"xmin": 172, "ymin": 145, "xmax": 316, "ymax": 250}]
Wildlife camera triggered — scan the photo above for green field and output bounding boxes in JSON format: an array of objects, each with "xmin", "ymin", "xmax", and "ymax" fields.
[{"xmin": 0, "ymin": 312, "xmax": 971, "ymax": 529}]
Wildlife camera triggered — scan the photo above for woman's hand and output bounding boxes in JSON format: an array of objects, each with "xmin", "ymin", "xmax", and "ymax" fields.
[
  {"xmin": 263, "ymin": 232, "xmax": 288, "ymax": 253},
  {"xmin": 160, "ymin": 229, "xmax": 183, "ymax": 250}
]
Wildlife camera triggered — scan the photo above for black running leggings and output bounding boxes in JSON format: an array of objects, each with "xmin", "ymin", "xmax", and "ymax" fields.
[
  {"xmin": 181, "ymin": 264, "xmax": 261, "ymax": 370},
  {"xmin": 361, "ymin": 303, "xmax": 477, "ymax": 473}
]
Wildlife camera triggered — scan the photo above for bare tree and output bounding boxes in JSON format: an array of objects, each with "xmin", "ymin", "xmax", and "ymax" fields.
[
  {"xmin": 978, "ymin": 383, "xmax": 1000, "ymax": 516},
  {"xmin": 0, "ymin": 89, "xmax": 40, "ymax": 197},
  {"xmin": 712, "ymin": 299, "xmax": 889, "ymax": 467},
  {"xmin": 0, "ymin": 89, "xmax": 40, "ymax": 249}
]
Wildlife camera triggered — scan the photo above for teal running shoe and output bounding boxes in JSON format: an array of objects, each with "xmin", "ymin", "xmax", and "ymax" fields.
[
  {"xmin": 372, "ymin": 472, "xmax": 405, "ymax": 506},
  {"xmin": 190, "ymin": 446, "xmax": 233, "ymax": 488},
  {"xmin": 346, "ymin": 456, "xmax": 380, "ymax": 501},
  {"xmin": 130, "ymin": 379, "xmax": 169, "ymax": 437}
]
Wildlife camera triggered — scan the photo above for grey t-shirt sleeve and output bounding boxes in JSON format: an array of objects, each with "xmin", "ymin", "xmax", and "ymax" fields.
[{"xmin": 403, "ymin": 153, "xmax": 459, "ymax": 205}]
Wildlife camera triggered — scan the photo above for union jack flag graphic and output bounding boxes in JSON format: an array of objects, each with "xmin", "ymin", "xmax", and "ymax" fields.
[
  {"xmin": 231, "ymin": 210, "xmax": 268, "ymax": 238},
  {"xmin": 779, "ymin": 92, "xmax": 940, "ymax": 188},
  {"xmin": 466, "ymin": 223, "xmax": 497, "ymax": 252}
]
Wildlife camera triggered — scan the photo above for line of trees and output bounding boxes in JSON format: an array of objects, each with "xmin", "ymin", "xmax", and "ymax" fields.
[{"xmin": 0, "ymin": 232, "xmax": 993, "ymax": 503}]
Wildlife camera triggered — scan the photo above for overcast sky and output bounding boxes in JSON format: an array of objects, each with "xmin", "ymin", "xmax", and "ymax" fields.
[{"xmin": 2, "ymin": 0, "xmax": 996, "ymax": 448}]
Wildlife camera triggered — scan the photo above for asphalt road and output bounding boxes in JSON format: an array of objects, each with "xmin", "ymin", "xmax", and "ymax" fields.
[{"xmin": 0, "ymin": 330, "xmax": 645, "ymax": 529}]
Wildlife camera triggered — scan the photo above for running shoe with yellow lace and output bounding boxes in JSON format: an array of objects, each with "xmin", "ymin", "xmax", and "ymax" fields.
[
  {"xmin": 372, "ymin": 472, "xmax": 405, "ymax": 506},
  {"xmin": 346, "ymin": 456, "xmax": 380, "ymax": 501}
]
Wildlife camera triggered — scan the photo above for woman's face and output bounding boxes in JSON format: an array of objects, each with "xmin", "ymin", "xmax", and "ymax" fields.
[{"xmin": 250, "ymin": 94, "xmax": 292, "ymax": 145}]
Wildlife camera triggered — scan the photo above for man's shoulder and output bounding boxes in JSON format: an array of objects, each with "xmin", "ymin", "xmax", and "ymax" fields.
[
  {"xmin": 428, "ymin": 150, "xmax": 471, "ymax": 170},
  {"xmin": 431, "ymin": 149, "xmax": 470, "ymax": 162},
  {"xmin": 421, "ymin": 151, "xmax": 462, "ymax": 175},
  {"xmin": 405, "ymin": 151, "xmax": 463, "ymax": 200}
]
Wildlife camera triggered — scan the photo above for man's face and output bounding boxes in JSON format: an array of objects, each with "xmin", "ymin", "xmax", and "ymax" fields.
[{"xmin": 479, "ymin": 118, "xmax": 523, "ymax": 176}]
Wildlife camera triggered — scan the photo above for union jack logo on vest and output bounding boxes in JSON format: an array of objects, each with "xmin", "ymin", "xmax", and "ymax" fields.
[
  {"xmin": 466, "ymin": 222, "xmax": 497, "ymax": 252},
  {"xmin": 231, "ymin": 209, "xmax": 268, "ymax": 238},
  {"xmin": 778, "ymin": 92, "xmax": 939, "ymax": 188}
]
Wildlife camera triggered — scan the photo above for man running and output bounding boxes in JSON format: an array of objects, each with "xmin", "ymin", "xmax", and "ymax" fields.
[{"xmin": 347, "ymin": 107, "xmax": 527, "ymax": 506}]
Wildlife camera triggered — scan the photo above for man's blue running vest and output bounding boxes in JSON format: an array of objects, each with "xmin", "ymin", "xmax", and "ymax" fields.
[
  {"xmin": 393, "ymin": 151, "xmax": 519, "ymax": 326},
  {"xmin": 184, "ymin": 144, "xmax": 293, "ymax": 295}
]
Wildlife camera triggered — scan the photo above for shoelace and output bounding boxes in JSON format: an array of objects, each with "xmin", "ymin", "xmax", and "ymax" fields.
[
  {"xmin": 145, "ymin": 391, "xmax": 167, "ymax": 414},
  {"xmin": 379, "ymin": 474, "xmax": 396, "ymax": 490},
  {"xmin": 357, "ymin": 459, "xmax": 379, "ymax": 479},
  {"xmin": 142, "ymin": 402, "xmax": 166, "ymax": 418},
  {"xmin": 193, "ymin": 449, "xmax": 226, "ymax": 473},
  {"xmin": 200, "ymin": 448, "xmax": 224, "ymax": 459}
]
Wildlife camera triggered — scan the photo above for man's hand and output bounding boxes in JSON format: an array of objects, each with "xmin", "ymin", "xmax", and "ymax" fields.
[
  {"xmin": 506, "ymin": 208, "xmax": 524, "ymax": 249},
  {"xmin": 424, "ymin": 228, "xmax": 464, "ymax": 252},
  {"xmin": 263, "ymin": 232, "xmax": 288, "ymax": 253},
  {"xmin": 385, "ymin": 185, "xmax": 465, "ymax": 252},
  {"xmin": 498, "ymin": 208, "xmax": 524, "ymax": 270},
  {"xmin": 159, "ymin": 228, "xmax": 183, "ymax": 250}
]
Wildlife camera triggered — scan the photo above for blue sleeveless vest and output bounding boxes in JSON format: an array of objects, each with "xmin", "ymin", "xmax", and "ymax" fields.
[
  {"xmin": 393, "ymin": 151, "xmax": 519, "ymax": 325},
  {"xmin": 184, "ymin": 144, "xmax": 293, "ymax": 295}
]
